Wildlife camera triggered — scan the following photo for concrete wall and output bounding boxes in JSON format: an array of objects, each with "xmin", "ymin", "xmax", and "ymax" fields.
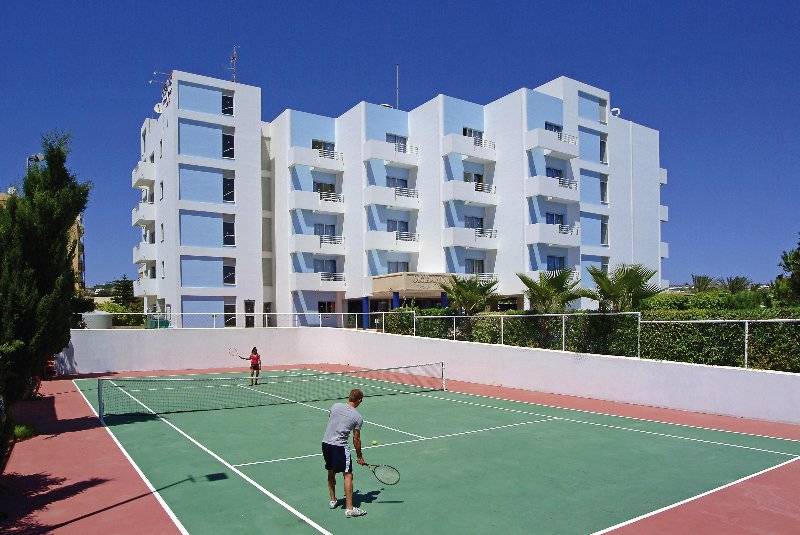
[{"xmin": 60, "ymin": 328, "xmax": 800, "ymax": 425}]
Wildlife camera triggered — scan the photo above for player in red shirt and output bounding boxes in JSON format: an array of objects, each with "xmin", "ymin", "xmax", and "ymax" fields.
[{"xmin": 239, "ymin": 347, "xmax": 261, "ymax": 386}]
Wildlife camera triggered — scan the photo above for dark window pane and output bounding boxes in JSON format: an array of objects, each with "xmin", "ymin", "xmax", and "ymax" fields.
[
  {"xmin": 222, "ymin": 95, "xmax": 234, "ymax": 115},
  {"xmin": 223, "ymin": 177, "xmax": 235, "ymax": 202},
  {"xmin": 222, "ymin": 134, "xmax": 235, "ymax": 158}
]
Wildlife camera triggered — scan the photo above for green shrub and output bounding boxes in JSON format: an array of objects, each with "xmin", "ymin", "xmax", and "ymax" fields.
[
  {"xmin": 14, "ymin": 423, "xmax": 36, "ymax": 441},
  {"xmin": 96, "ymin": 301, "xmax": 145, "ymax": 327},
  {"xmin": 566, "ymin": 314, "xmax": 639, "ymax": 357},
  {"xmin": 643, "ymin": 290, "xmax": 770, "ymax": 311}
]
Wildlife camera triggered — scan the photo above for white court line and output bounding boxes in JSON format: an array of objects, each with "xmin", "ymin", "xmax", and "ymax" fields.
[
  {"xmin": 108, "ymin": 380, "xmax": 333, "ymax": 535},
  {"xmin": 237, "ymin": 384, "xmax": 426, "ymax": 439},
  {"xmin": 72, "ymin": 380, "xmax": 189, "ymax": 535},
  {"xmin": 590, "ymin": 456, "xmax": 800, "ymax": 534},
  {"xmin": 234, "ymin": 419, "xmax": 554, "ymax": 468}
]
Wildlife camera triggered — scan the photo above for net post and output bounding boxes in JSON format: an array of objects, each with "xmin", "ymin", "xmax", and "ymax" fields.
[
  {"xmin": 500, "ymin": 315, "xmax": 504, "ymax": 345},
  {"xmin": 382, "ymin": 312, "xmax": 385, "ymax": 333},
  {"xmin": 441, "ymin": 362, "xmax": 446, "ymax": 391},
  {"xmin": 637, "ymin": 312, "xmax": 642, "ymax": 359},
  {"xmin": 744, "ymin": 320, "xmax": 749, "ymax": 368},
  {"xmin": 97, "ymin": 379, "xmax": 105, "ymax": 424},
  {"xmin": 413, "ymin": 314, "xmax": 416, "ymax": 337},
  {"xmin": 453, "ymin": 317, "xmax": 456, "ymax": 340},
  {"xmin": 561, "ymin": 314, "xmax": 566, "ymax": 351},
  {"xmin": 319, "ymin": 313, "xmax": 323, "ymax": 327}
]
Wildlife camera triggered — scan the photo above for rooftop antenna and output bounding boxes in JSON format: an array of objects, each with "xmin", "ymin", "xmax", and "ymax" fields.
[
  {"xmin": 229, "ymin": 46, "xmax": 239, "ymax": 82},
  {"xmin": 148, "ymin": 71, "xmax": 171, "ymax": 113},
  {"xmin": 395, "ymin": 64, "xmax": 400, "ymax": 109}
]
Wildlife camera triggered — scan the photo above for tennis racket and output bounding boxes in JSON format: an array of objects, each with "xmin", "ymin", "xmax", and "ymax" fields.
[
  {"xmin": 364, "ymin": 463, "xmax": 400, "ymax": 485},
  {"xmin": 228, "ymin": 347, "xmax": 244, "ymax": 360}
]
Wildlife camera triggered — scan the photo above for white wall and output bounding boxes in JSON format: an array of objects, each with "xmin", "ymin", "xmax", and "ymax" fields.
[{"xmin": 61, "ymin": 328, "xmax": 800, "ymax": 425}]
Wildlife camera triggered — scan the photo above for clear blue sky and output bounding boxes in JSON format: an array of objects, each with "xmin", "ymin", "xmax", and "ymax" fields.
[{"xmin": 1, "ymin": 1, "xmax": 798, "ymax": 286}]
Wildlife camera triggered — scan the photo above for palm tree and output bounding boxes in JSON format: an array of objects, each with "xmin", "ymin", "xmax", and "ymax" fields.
[
  {"xmin": 582, "ymin": 263, "xmax": 663, "ymax": 312},
  {"xmin": 723, "ymin": 276, "xmax": 752, "ymax": 294},
  {"xmin": 516, "ymin": 269, "xmax": 584, "ymax": 313},
  {"xmin": 440, "ymin": 275, "xmax": 498, "ymax": 315},
  {"xmin": 690, "ymin": 274, "xmax": 718, "ymax": 293}
]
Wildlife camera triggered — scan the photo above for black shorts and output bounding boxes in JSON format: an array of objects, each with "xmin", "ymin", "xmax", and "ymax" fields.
[{"xmin": 322, "ymin": 442, "xmax": 351, "ymax": 473}]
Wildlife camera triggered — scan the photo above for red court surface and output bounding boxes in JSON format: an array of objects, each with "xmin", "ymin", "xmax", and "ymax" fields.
[{"xmin": 2, "ymin": 365, "xmax": 799, "ymax": 534}]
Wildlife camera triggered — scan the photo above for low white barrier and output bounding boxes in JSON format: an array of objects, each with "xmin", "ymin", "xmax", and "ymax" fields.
[{"xmin": 59, "ymin": 328, "xmax": 800, "ymax": 425}]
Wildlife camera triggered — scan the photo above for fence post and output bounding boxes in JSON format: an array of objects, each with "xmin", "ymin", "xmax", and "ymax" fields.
[
  {"xmin": 744, "ymin": 320, "xmax": 749, "ymax": 368},
  {"xmin": 500, "ymin": 316, "xmax": 504, "ymax": 345},
  {"xmin": 413, "ymin": 314, "xmax": 416, "ymax": 337},
  {"xmin": 318, "ymin": 313, "xmax": 323, "ymax": 327},
  {"xmin": 212, "ymin": 314, "xmax": 216, "ymax": 329},
  {"xmin": 637, "ymin": 313, "xmax": 642, "ymax": 359},
  {"xmin": 453, "ymin": 316, "xmax": 457, "ymax": 340},
  {"xmin": 382, "ymin": 312, "xmax": 386, "ymax": 333},
  {"xmin": 561, "ymin": 315, "xmax": 566, "ymax": 351}
]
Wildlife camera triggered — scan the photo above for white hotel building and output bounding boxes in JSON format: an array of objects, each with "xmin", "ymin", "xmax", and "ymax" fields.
[{"xmin": 132, "ymin": 71, "xmax": 668, "ymax": 326}]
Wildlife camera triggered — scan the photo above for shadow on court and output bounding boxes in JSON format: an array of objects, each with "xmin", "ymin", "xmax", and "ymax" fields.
[{"xmin": 353, "ymin": 489, "xmax": 404, "ymax": 506}]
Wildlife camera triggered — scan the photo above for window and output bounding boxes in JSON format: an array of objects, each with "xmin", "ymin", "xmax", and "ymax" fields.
[
  {"xmin": 600, "ymin": 179, "xmax": 608, "ymax": 203},
  {"xmin": 312, "ymin": 139, "xmax": 335, "ymax": 152},
  {"xmin": 601, "ymin": 218, "xmax": 609, "ymax": 245},
  {"xmin": 544, "ymin": 122, "xmax": 563, "ymax": 133},
  {"xmin": 601, "ymin": 259, "xmax": 609, "ymax": 274},
  {"xmin": 159, "ymin": 140, "xmax": 163, "ymax": 159},
  {"xmin": 264, "ymin": 302, "xmax": 275, "ymax": 327},
  {"xmin": 160, "ymin": 223, "xmax": 164, "ymax": 242},
  {"xmin": 388, "ymin": 261, "xmax": 409, "ymax": 274},
  {"xmin": 463, "ymin": 172, "xmax": 484, "ymax": 184},
  {"xmin": 545, "ymin": 167, "xmax": 564, "ymax": 179},
  {"xmin": 313, "ymin": 182, "xmax": 335, "ymax": 194},
  {"xmin": 546, "ymin": 255, "xmax": 566, "ymax": 271},
  {"xmin": 462, "ymin": 127, "xmax": 483, "ymax": 140},
  {"xmin": 466, "ymin": 258, "xmax": 484, "ymax": 274},
  {"xmin": 223, "ymin": 176, "xmax": 235, "ymax": 202},
  {"xmin": 160, "ymin": 261, "xmax": 165, "ymax": 279},
  {"xmin": 313, "ymin": 259, "xmax": 337, "ymax": 273},
  {"xmin": 223, "ymin": 264, "xmax": 236, "ymax": 285},
  {"xmin": 221, "ymin": 94, "xmax": 234, "ymax": 116},
  {"xmin": 159, "ymin": 182, "xmax": 164, "ymax": 200},
  {"xmin": 147, "ymin": 265, "xmax": 156, "ymax": 279},
  {"xmin": 244, "ymin": 300, "xmax": 254, "ymax": 328},
  {"xmin": 386, "ymin": 176, "xmax": 408, "ymax": 189},
  {"xmin": 545, "ymin": 212, "xmax": 565, "ymax": 226},
  {"xmin": 222, "ymin": 133, "xmax": 235, "ymax": 159},
  {"xmin": 224, "ymin": 302, "xmax": 236, "ymax": 327},
  {"xmin": 385, "ymin": 133, "xmax": 407, "ymax": 152},
  {"xmin": 223, "ymin": 220, "xmax": 236, "ymax": 246},
  {"xmin": 314, "ymin": 223, "xmax": 336, "ymax": 236},
  {"xmin": 387, "ymin": 219, "xmax": 409, "ymax": 233},
  {"xmin": 464, "ymin": 216, "xmax": 484, "ymax": 229},
  {"xmin": 599, "ymin": 135, "xmax": 607, "ymax": 163},
  {"xmin": 318, "ymin": 301, "xmax": 335, "ymax": 313}
]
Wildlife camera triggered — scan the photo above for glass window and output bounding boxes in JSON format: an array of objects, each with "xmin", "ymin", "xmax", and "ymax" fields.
[
  {"xmin": 313, "ymin": 259, "xmax": 337, "ymax": 273},
  {"xmin": 223, "ymin": 220, "xmax": 235, "ymax": 246},
  {"xmin": 463, "ymin": 127, "xmax": 483, "ymax": 140},
  {"xmin": 385, "ymin": 133, "xmax": 407, "ymax": 152},
  {"xmin": 223, "ymin": 265, "xmax": 236, "ymax": 285},
  {"xmin": 546, "ymin": 256, "xmax": 566, "ymax": 271},
  {"xmin": 464, "ymin": 216, "xmax": 484, "ymax": 229},
  {"xmin": 159, "ymin": 182, "xmax": 164, "ymax": 200},
  {"xmin": 545, "ymin": 167, "xmax": 564, "ymax": 179},
  {"xmin": 386, "ymin": 176, "xmax": 408, "ymax": 189},
  {"xmin": 387, "ymin": 219, "xmax": 409, "ymax": 233},
  {"xmin": 313, "ymin": 182, "xmax": 335, "ymax": 194},
  {"xmin": 222, "ymin": 133, "xmax": 235, "ymax": 159},
  {"xmin": 223, "ymin": 176, "xmax": 235, "ymax": 202},
  {"xmin": 318, "ymin": 301, "xmax": 335, "ymax": 313},
  {"xmin": 312, "ymin": 139, "xmax": 335, "ymax": 152},
  {"xmin": 544, "ymin": 122, "xmax": 563, "ymax": 133},
  {"xmin": 224, "ymin": 302, "xmax": 236, "ymax": 327},
  {"xmin": 601, "ymin": 218, "xmax": 609, "ymax": 245},
  {"xmin": 314, "ymin": 223, "xmax": 336, "ymax": 236},
  {"xmin": 221, "ymin": 94, "xmax": 234, "ymax": 116},
  {"xmin": 466, "ymin": 259, "xmax": 484, "ymax": 274},
  {"xmin": 160, "ymin": 223, "xmax": 164, "ymax": 242},
  {"xmin": 388, "ymin": 261, "xmax": 409, "ymax": 274},
  {"xmin": 463, "ymin": 172, "xmax": 484, "ymax": 184},
  {"xmin": 600, "ymin": 136, "xmax": 607, "ymax": 163},
  {"xmin": 600, "ymin": 180, "xmax": 608, "ymax": 203},
  {"xmin": 545, "ymin": 212, "xmax": 565, "ymax": 226},
  {"xmin": 244, "ymin": 299, "xmax": 254, "ymax": 328}
]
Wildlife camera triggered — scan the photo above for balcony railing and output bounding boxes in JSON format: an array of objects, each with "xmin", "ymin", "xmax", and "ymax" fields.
[
  {"xmin": 474, "ymin": 228, "xmax": 498, "ymax": 239},
  {"xmin": 319, "ymin": 272, "xmax": 345, "ymax": 282},
  {"xmin": 557, "ymin": 224, "xmax": 580, "ymax": 235},
  {"xmin": 394, "ymin": 187, "xmax": 419, "ymax": 198},
  {"xmin": 471, "ymin": 137, "xmax": 496, "ymax": 150},
  {"xmin": 319, "ymin": 191, "xmax": 344, "ymax": 203},
  {"xmin": 556, "ymin": 132, "xmax": 578, "ymax": 145},
  {"xmin": 472, "ymin": 273, "xmax": 497, "ymax": 283},
  {"xmin": 319, "ymin": 234, "xmax": 344, "ymax": 245},
  {"xmin": 316, "ymin": 149, "xmax": 343, "ymax": 160},
  {"xmin": 391, "ymin": 142, "xmax": 421, "ymax": 155},
  {"xmin": 472, "ymin": 182, "xmax": 496, "ymax": 194},
  {"xmin": 395, "ymin": 231, "xmax": 420, "ymax": 242}
]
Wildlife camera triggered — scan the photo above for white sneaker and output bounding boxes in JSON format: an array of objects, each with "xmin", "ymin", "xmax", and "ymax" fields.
[
  {"xmin": 329, "ymin": 499, "xmax": 338, "ymax": 509},
  {"xmin": 345, "ymin": 507, "xmax": 367, "ymax": 518}
]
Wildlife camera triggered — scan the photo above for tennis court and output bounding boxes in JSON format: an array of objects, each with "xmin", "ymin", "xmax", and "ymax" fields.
[{"xmin": 73, "ymin": 364, "xmax": 800, "ymax": 534}]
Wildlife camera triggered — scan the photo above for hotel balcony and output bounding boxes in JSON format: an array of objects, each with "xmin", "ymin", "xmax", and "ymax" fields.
[
  {"xmin": 132, "ymin": 241, "xmax": 156, "ymax": 263},
  {"xmin": 288, "ymin": 190, "xmax": 346, "ymax": 214},
  {"xmin": 441, "ymin": 180, "xmax": 498, "ymax": 206},
  {"xmin": 131, "ymin": 160, "xmax": 155, "ymax": 187},
  {"xmin": 525, "ymin": 128, "xmax": 579, "ymax": 159},
  {"xmin": 363, "ymin": 139, "xmax": 420, "ymax": 168},
  {"xmin": 365, "ymin": 230, "xmax": 421, "ymax": 253},
  {"xmin": 659, "ymin": 205, "xmax": 669, "ymax": 222},
  {"xmin": 131, "ymin": 201, "xmax": 155, "ymax": 226},
  {"xmin": 660, "ymin": 241, "xmax": 669, "ymax": 259},
  {"xmin": 441, "ymin": 134, "xmax": 496, "ymax": 162},
  {"xmin": 290, "ymin": 234, "xmax": 345, "ymax": 255},
  {"xmin": 443, "ymin": 227, "xmax": 499, "ymax": 249},
  {"xmin": 291, "ymin": 271, "xmax": 346, "ymax": 292},
  {"xmin": 526, "ymin": 223, "xmax": 581, "ymax": 247},
  {"xmin": 287, "ymin": 146, "xmax": 344, "ymax": 173},
  {"xmin": 133, "ymin": 276, "xmax": 158, "ymax": 297},
  {"xmin": 525, "ymin": 175, "xmax": 580, "ymax": 203},
  {"xmin": 458, "ymin": 272, "xmax": 497, "ymax": 283},
  {"xmin": 363, "ymin": 185, "xmax": 420, "ymax": 210}
]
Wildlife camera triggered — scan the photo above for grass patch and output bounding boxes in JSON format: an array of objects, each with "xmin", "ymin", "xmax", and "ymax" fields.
[{"xmin": 13, "ymin": 423, "xmax": 37, "ymax": 441}]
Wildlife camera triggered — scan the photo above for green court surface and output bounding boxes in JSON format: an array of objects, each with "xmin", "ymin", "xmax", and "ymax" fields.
[{"xmin": 74, "ymin": 370, "xmax": 800, "ymax": 535}]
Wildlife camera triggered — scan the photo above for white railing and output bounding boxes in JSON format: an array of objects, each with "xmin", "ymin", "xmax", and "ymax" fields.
[
  {"xmin": 473, "ymin": 182, "xmax": 497, "ymax": 194},
  {"xmin": 471, "ymin": 136, "xmax": 496, "ymax": 150},
  {"xmin": 391, "ymin": 142, "xmax": 420, "ymax": 155},
  {"xmin": 553, "ymin": 176, "xmax": 578, "ymax": 189},
  {"xmin": 319, "ymin": 272, "xmax": 345, "ymax": 282},
  {"xmin": 556, "ymin": 132, "xmax": 578, "ymax": 145},
  {"xmin": 319, "ymin": 235, "xmax": 344, "ymax": 245},
  {"xmin": 395, "ymin": 231, "xmax": 420, "ymax": 242},
  {"xmin": 472, "ymin": 273, "xmax": 496, "ymax": 283},
  {"xmin": 316, "ymin": 149, "xmax": 343, "ymax": 160},
  {"xmin": 557, "ymin": 224, "xmax": 580, "ymax": 235},
  {"xmin": 319, "ymin": 191, "xmax": 344, "ymax": 203},
  {"xmin": 394, "ymin": 187, "xmax": 419, "ymax": 198},
  {"xmin": 474, "ymin": 228, "xmax": 498, "ymax": 238}
]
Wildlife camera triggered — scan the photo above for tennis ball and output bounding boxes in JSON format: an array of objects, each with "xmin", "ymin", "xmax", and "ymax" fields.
[{"xmin": 371, "ymin": 440, "xmax": 379, "ymax": 446}]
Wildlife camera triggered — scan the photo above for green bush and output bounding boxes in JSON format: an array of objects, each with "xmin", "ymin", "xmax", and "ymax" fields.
[
  {"xmin": 96, "ymin": 301, "xmax": 145, "ymax": 327},
  {"xmin": 14, "ymin": 423, "xmax": 37, "ymax": 441},
  {"xmin": 566, "ymin": 314, "xmax": 639, "ymax": 357},
  {"xmin": 642, "ymin": 290, "xmax": 769, "ymax": 311}
]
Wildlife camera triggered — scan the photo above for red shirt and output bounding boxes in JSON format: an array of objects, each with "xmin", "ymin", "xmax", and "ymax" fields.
[{"xmin": 249, "ymin": 354, "xmax": 261, "ymax": 368}]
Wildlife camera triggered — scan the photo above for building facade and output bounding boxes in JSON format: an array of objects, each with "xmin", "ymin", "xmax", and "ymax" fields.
[{"xmin": 132, "ymin": 71, "xmax": 668, "ymax": 326}]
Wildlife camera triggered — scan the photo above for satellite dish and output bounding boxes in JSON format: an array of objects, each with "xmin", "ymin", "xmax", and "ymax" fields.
[
  {"xmin": 611, "ymin": 107, "xmax": 621, "ymax": 117},
  {"xmin": 154, "ymin": 102, "xmax": 164, "ymax": 114}
]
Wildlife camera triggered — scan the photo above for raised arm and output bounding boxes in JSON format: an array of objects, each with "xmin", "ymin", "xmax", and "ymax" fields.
[{"xmin": 352, "ymin": 429, "xmax": 366, "ymax": 465}]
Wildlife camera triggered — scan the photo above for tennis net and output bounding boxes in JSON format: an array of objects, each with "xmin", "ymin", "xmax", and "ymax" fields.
[{"xmin": 97, "ymin": 363, "xmax": 445, "ymax": 420}]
